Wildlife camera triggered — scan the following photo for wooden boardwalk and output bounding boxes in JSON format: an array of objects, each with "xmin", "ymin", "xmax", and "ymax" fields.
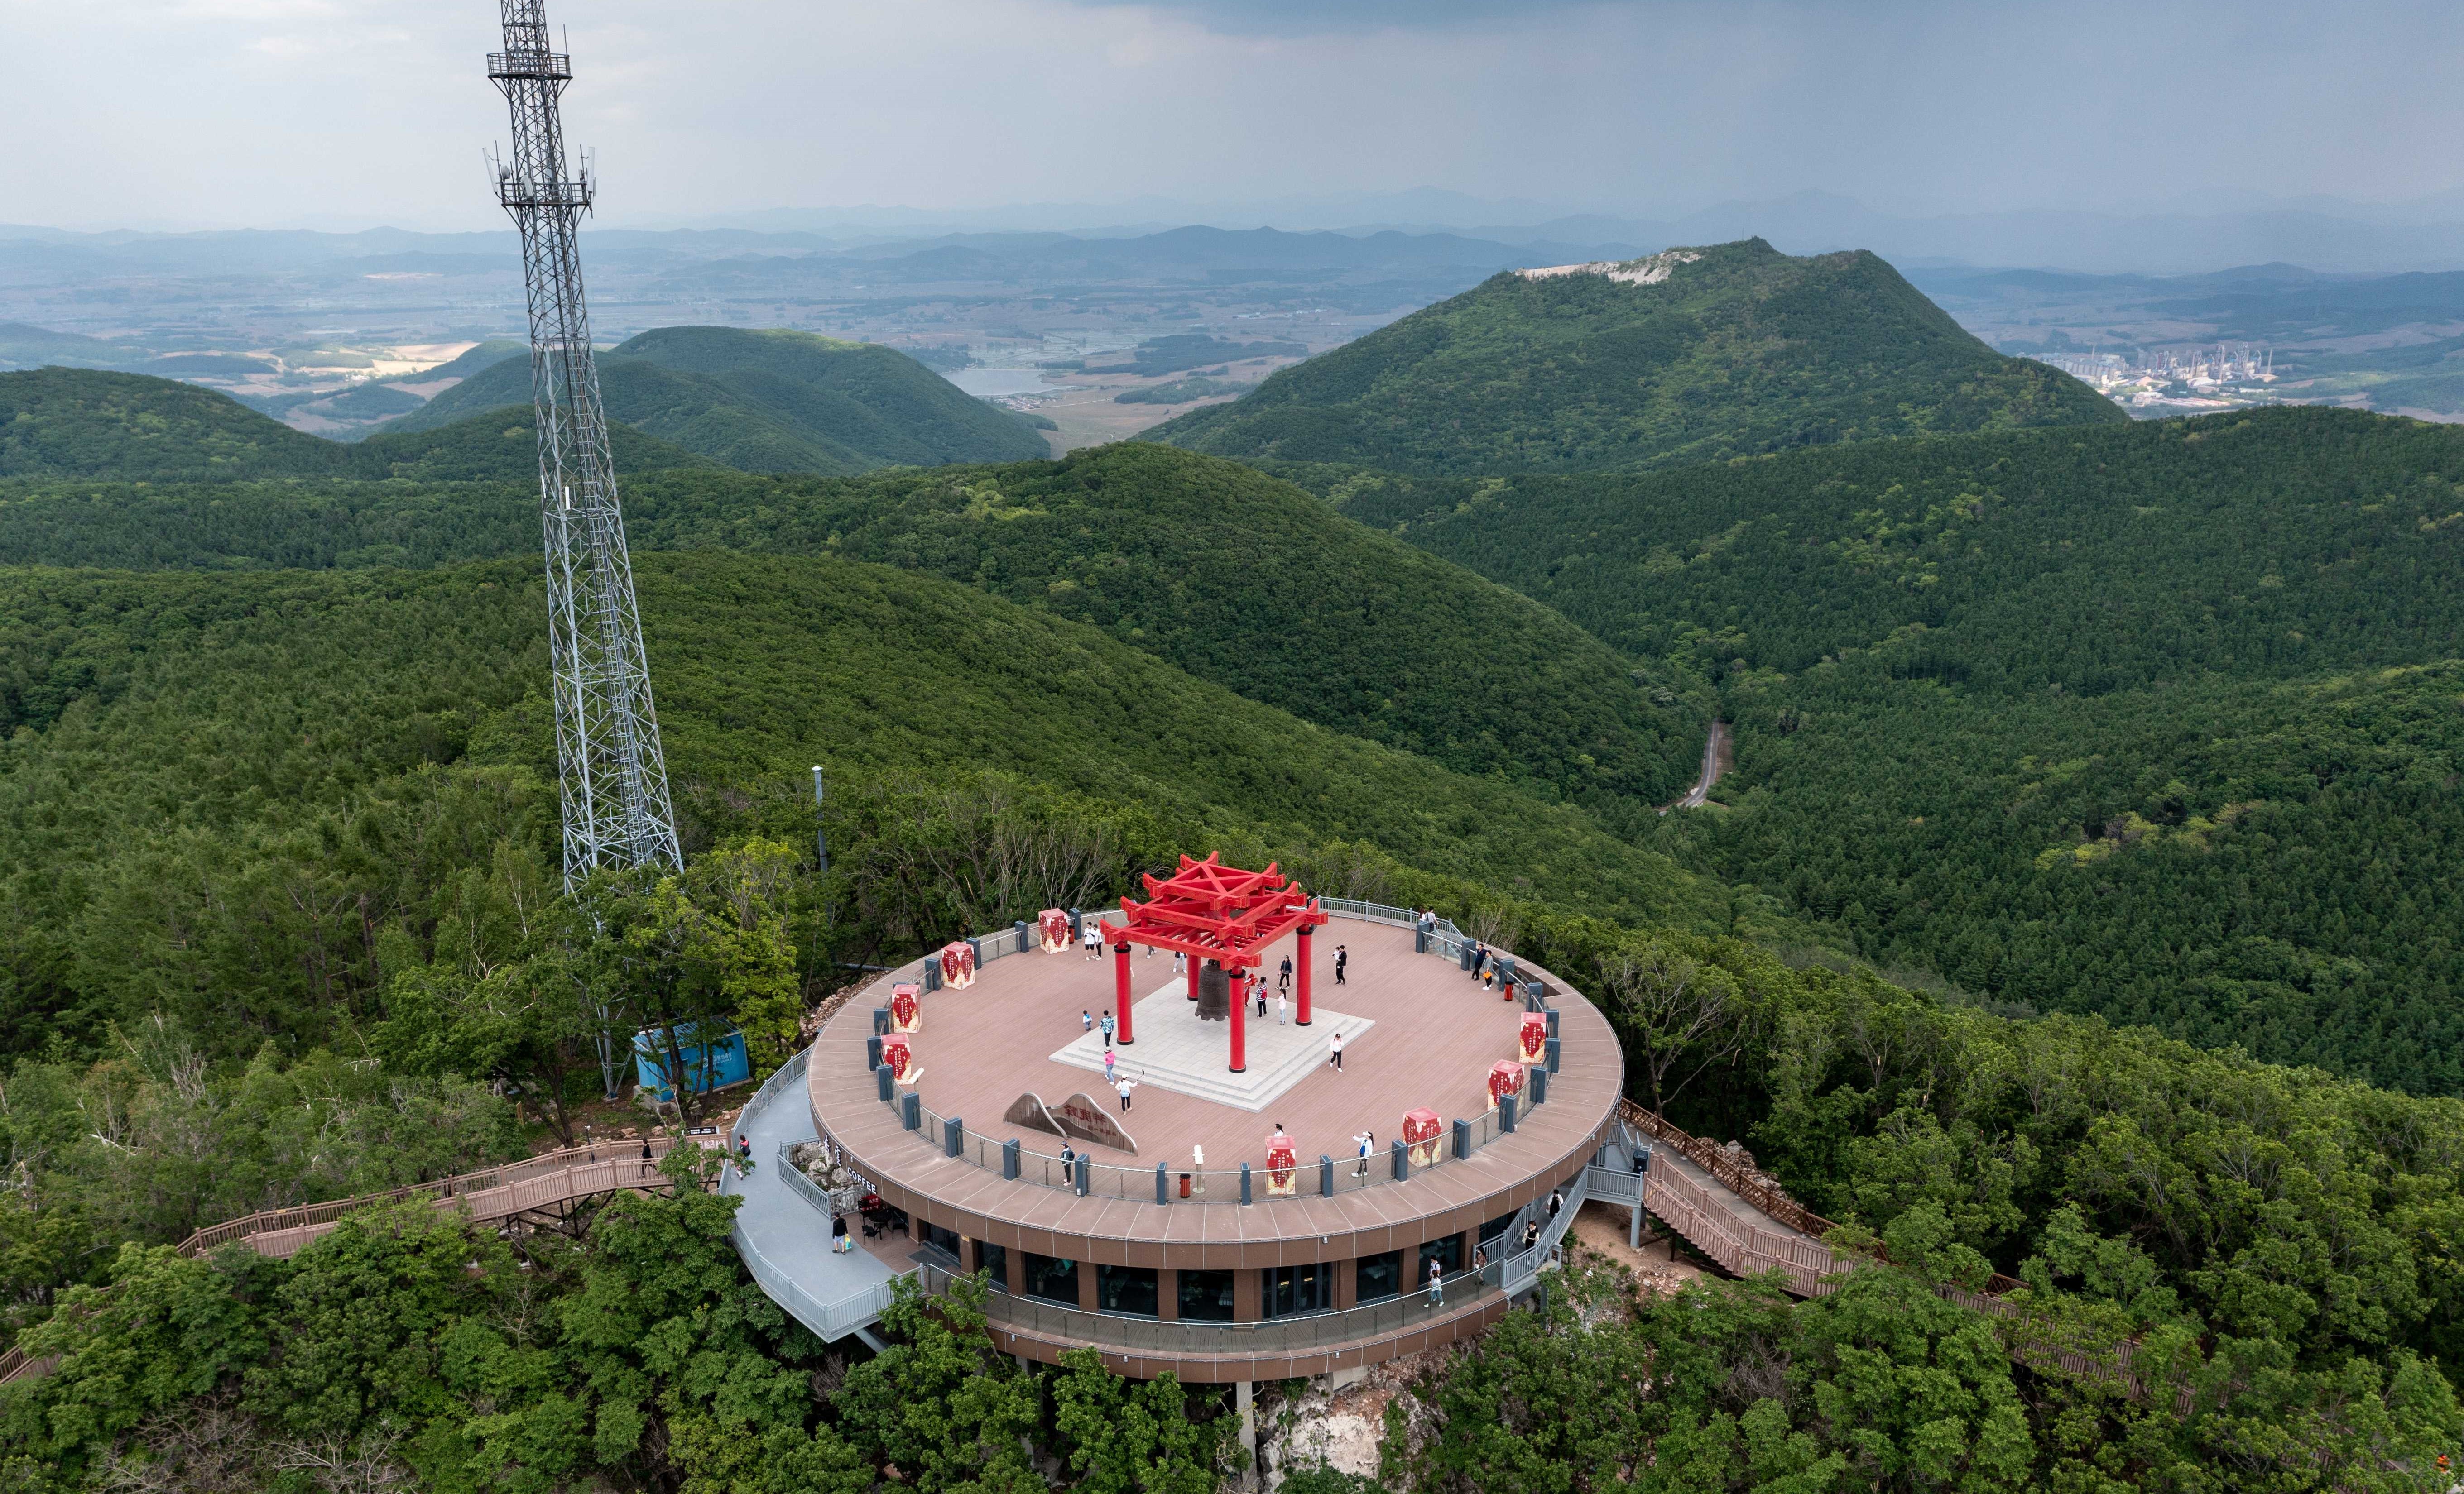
[{"xmin": 0, "ymin": 1138, "xmax": 684, "ymax": 1387}]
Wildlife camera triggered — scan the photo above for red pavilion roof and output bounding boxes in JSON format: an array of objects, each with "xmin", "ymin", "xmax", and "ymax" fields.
[{"xmin": 1098, "ymin": 853, "xmax": 1328, "ymax": 970}]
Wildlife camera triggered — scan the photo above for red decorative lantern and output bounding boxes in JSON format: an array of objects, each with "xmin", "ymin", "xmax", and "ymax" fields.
[
  {"xmin": 1264, "ymin": 1133, "xmax": 1299, "ymax": 1196},
  {"xmin": 883, "ymin": 1034, "xmax": 920, "ymax": 1086},
  {"xmin": 889, "ymin": 982, "xmax": 922, "ymax": 1034},
  {"xmin": 1038, "ymin": 908, "xmax": 1071, "ymax": 953},
  {"xmin": 1518, "ymin": 1011, "xmax": 1547, "ymax": 1065},
  {"xmin": 940, "ymin": 940, "xmax": 977, "ymax": 990},
  {"xmin": 1487, "ymin": 1060, "xmax": 1524, "ymax": 1111},
  {"xmin": 1404, "ymin": 1107, "xmax": 1444, "ymax": 1168}
]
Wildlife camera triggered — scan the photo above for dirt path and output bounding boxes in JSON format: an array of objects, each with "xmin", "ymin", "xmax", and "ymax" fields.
[{"xmin": 1667, "ymin": 720, "xmax": 1729, "ymax": 812}]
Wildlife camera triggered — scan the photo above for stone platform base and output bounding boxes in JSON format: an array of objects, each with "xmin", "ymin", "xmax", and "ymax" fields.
[{"xmin": 1048, "ymin": 981, "xmax": 1374, "ymax": 1112}]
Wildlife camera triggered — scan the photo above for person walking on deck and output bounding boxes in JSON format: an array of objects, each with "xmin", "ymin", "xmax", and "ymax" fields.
[
  {"xmin": 1328, "ymin": 1028, "xmax": 1345, "ymax": 1072},
  {"xmin": 1115, "ymin": 1077, "xmax": 1137, "ymax": 1112},
  {"xmin": 1335, "ymin": 944, "xmax": 1348, "ymax": 984},
  {"xmin": 1100, "ymin": 1010, "xmax": 1116, "ymax": 1044},
  {"xmin": 1427, "ymin": 1258, "xmax": 1445, "ymax": 1306},
  {"xmin": 1102, "ymin": 1047, "xmax": 1117, "ymax": 1084},
  {"xmin": 1278, "ymin": 955, "xmax": 1292, "ymax": 993},
  {"xmin": 1353, "ymin": 1129, "xmax": 1374, "ymax": 1178}
]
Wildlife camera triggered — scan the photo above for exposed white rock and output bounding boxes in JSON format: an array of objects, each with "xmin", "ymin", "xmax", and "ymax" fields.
[{"xmin": 1514, "ymin": 249, "xmax": 1703, "ymax": 287}]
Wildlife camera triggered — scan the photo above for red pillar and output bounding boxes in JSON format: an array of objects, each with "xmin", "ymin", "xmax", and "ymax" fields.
[
  {"xmin": 1114, "ymin": 942, "xmax": 1134, "ymax": 1044},
  {"xmin": 1187, "ymin": 956, "xmax": 1201, "ymax": 1002},
  {"xmin": 1229, "ymin": 967, "xmax": 1248, "ymax": 1073},
  {"xmin": 1295, "ymin": 926, "xmax": 1315, "ymax": 1027}
]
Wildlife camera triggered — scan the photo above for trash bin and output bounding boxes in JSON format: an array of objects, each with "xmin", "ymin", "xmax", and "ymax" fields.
[{"xmin": 1179, "ymin": 1173, "xmax": 1192, "ymax": 1198}]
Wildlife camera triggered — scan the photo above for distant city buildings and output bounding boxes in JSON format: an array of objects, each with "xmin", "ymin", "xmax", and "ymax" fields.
[{"xmin": 2030, "ymin": 343, "xmax": 2277, "ymax": 412}]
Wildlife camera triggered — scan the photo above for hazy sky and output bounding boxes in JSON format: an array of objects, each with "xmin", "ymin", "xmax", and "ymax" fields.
[{"xmin": 4, "ymin": 0, "xmax": 2458, "ymax": 232}]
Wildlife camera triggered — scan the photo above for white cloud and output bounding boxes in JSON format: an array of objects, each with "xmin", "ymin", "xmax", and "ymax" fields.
[{"xmin": 0, "ymin": 0, "xmax": 2455, "ymax": 231}]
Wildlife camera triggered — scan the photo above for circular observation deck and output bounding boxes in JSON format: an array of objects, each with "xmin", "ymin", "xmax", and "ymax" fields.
[{"xmin": 806, "ymin": 910, "xmax": 1621, "ymax": 1381}]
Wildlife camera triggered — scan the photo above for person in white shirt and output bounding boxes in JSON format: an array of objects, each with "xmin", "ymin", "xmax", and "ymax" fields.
[
  {"xmin": 1191, "ymin": 1143, "xmax": 1206, "ymax": 1194},
  {"xmin": 1353, "ymin": 1129, "xmax": 1374, "ymax": 1178},
  {"xmin": 1328, "ymin": 1028, "xmax": 1345, "ymax": 1073},
  {"xmin": 1276, "ymin": 990, "xmax": 1290, "ymax": 1025},
  {"xmin": 1081, "ymin": 925, "xmax": 1103, "ymax": 960}
]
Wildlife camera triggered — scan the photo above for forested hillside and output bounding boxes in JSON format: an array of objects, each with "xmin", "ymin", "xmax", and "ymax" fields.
[
  {"xmin": 386, "ymin": 325, "xmax": 1048, "ymax": 473},
  {"xmin": 0, "ymin": 445, "xmax": 1708, "ymax": 815},
  {"xmin": 0, "ymin": 549, "xmax": 1739, "ymax": 1059},
  {"xmin": 0, "ymin": 367, "xmax": 710, "ymax": 482},
  {"xmin": 1331, "ymin": 406, "xmax": 2464, "ymax": 1091},
  {"xmin": 1152, "ymin": 238, "xmax": 2123, "ymax": 475}
]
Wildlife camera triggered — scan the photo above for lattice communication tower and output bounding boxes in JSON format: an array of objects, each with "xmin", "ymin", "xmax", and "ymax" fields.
[{"xmin": 488, "ymin": 0, "xmax": 682, "ymax": 888}]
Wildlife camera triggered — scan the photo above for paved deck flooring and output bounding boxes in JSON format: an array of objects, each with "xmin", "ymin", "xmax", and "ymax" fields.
[{"xmin": 1047, "ymin": 980, "xmax": 1373, "ymax": 1112}]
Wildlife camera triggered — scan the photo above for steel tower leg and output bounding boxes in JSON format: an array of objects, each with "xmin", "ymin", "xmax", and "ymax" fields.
[{"xmin": 488, "ymin": 1, "xmax": 681, "ymax": 1099}]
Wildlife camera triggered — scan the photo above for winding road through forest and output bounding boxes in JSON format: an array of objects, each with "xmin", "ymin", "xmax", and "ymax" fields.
[{"xmin": 1668, "ymin": 719, "xmax": 1729, "ymax": 811}]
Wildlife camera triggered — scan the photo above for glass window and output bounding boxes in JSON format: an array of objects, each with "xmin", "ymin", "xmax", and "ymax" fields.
[
  {"xmin": 1417, "ymin": 1235, "xmax": 1462, "ymax": 1282},
  {"xmin": 920, "ymin": 1221, "xmax": 961, "ymax": 1263},
  {"xmin": 978, "ymin": 1241, "xmax": 1008, "ymax": 1290},
  {"xmin": 1355, "ymin": 1250, "xmax": 1403, "ymax": 1304},
  {"xmin": 1177, "ymin": 1269, "xmax": 1234, "ymax": 1322},
  {"xmin": 1479, "ymin": 1209, "xmax": 1519, "ymax": 1246},
  {"xmin": 1261, "ymin": 1262, "xmax": 1332, "ymax": 1318},
  {"xmin": 1096, "ymin": 1264, "xmax": 1159, "ymax": 1317},
  {"xmin": 1022, "ymin": 1252, "xmax": 1079, "ymax": 1306}
]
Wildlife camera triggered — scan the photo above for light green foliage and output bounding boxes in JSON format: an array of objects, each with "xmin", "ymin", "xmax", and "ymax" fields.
[
  {"xmin": 831, "ymin": 1273, "xmax": 1042, "ymax": 1494},
  {"xmin": 1051, "ymin": 1346, "xmax": 1224, "ymax": 1494},
  {"xmin": 1152, "ymin": 239, "xmax": 2123, "ymax": 475}
]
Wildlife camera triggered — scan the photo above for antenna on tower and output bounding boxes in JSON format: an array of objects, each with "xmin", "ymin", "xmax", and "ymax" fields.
[{"xmin": 488, "ymin": 0, "xmax": 681, "ymax": 1098}]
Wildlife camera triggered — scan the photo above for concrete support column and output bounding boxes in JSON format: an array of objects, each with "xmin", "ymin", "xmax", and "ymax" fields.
[
  {"xmin": 1332, "ymin": 1257, "xmax": 1356, "ymax": 1312},
  {"xmin": 1234, "ymin": 1265, "xmax": 1262, "ymax": 1323},
  {"xmin": 1005, "ymin": 1245, "xmax": 1026, "ymax": 1298},
  {"xmin": 1078, "ymin": 1258, "xmax": 1099, "ymax": 1313},
  {"xmin": 1236, "ymin": 1379, "xmax": 1257, "ymax": 1488},
  {"xmin": 1631, "ymin": 1202, "xmax": 1644, "ymax": 1249},
  {"xmin": 1158, "ymin": 1269, "xmax": 1180, "ymax": 1322}
]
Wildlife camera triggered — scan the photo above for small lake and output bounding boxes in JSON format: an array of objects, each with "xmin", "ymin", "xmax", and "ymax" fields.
[{"xmin": 941, "ymin": 367, "xmax": 1057, "ymax": 397}]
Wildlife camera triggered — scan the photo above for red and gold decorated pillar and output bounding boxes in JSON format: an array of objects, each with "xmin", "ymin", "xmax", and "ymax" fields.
[
  {"xmin": 1229, "ymin": 967, "xmax": 1249, "ymax": 1073},
  {"xmin": 1114, "ymin": 941, "xmax": 1135, "ymax": 1044},
  {"xmin": 1295, "ymin": 923, "xmax": 1314, "ymax": 1026}
]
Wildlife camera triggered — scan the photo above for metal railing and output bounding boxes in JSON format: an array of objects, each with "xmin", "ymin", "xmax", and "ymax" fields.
[
  {"xmin": 858, "ymin": 910, "xmax": 1566, "ymax": 1203},
  {"xmin": 727, "ymin": 1046, "xmax": 905, "ymax": 1343},
  {"xmin": 914, "ymin": 1160, "xmax": 1585, "ymax": 1357}
]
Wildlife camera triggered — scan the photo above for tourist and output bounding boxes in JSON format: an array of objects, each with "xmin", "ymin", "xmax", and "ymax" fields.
[
  {"xmin": 1173, "ymin": 949, "xmax": 1186, "ymax": 977},
  {"xmin": 1103, "ymin": 1047, "xmax": 1117, "ymax": 1083},
  {"xmin": 1082, "ymin": 924, "xmax": 1103, "ymax": 960},
  {"xmin": 639, "ymin": 1138, "xmax": 653, "ymax": 1161},
  {"xmin": 1276, "ymin": 990, "xmax": 1290, "ymax": 1025},
  {"xmin": 1081, "ymin": 1009, "xmax": 1094, "ymax": 1034},
  {"xmin": 1256, "ymin": 980, "xmax": 1269, "ymax": 1018},
  {"xmin": 1115, "ymin": 1076, "xmax": 1137, "ymax": 1112},
  {"xmin": 1335, "ymin": 944, "xmax": 1348, "ymax": 985},
  {"xmin": 1191, "ymin": 1143, "xmax": 1206, "ymax": 1194},
  {"xmin": 1061, "ymin": 1142, "xmax": 1077, "ymax": 1170},
  {"xmin": 1521, "ymin": 1219, "xmax": 1541, "ymax": 1253},
  {"xmin": 1427, "ymin": 1258, "xmax": 1444, "ymax": 1306},
  {"xmin": 1472, "ymin": 1244, "xmax": 1488, "ymax": 1271},
  {"xmin": 1471, "ymin": 942, "xmax": 1489, "ymax": 980},
  {"xmin": 735, "ymin": 1136, "xmax": 755, "ymax": 1175},
  {"xmin": 1278, "ymin": 955, "xmax": 1292, "ymax": 992},
  {"xmin": 831, "ymin": 1213, "xmax": 850, "ymax": 1254},
  {"xmin": 1482, "ymin": 966, "xmax": 1497, "ymax": 993},
  {"xmin": 1353, "ymin": 1130, "xmax": 1374, "ymax": 1178},
  {"xmin": 1547, "ymin": 1189, "xmax": 1564, "ymax": 1224},
  {"xmin": 1328, "ymin": 1027, "xmax": 1345, "ymax": 1073},
  {"xmin": 1100, "ymin": 1009, "xmax": 1116, "ymax": 1044}
]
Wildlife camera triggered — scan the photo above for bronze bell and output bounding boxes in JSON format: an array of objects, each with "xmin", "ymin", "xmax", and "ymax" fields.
[{"xmin": 1196, "ymin": 960, "xmax": 1230, "ymax": 1023}]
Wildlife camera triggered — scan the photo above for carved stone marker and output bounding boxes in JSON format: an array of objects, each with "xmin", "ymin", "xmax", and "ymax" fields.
[
  {"xmin": 1052, "ymin": 1091, "xmax": 1138, "ymax": 1155},
  {"xmin": 1003, "ymin": 1091, "xmax": 1065, "ymax": 1137}
]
